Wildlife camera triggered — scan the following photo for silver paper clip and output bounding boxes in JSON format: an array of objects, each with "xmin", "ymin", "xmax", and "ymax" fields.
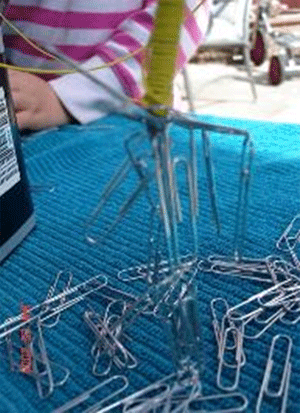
[
  {"xmin": 216, "ymin": 324, "xmax": 245, "ymax": 392},
  {"xmin": 84, "ymin": 303, "xmax": 137, "ymax": 376},
  {"xmin": 187, "ymin": 391, "xmax": 248, "ymax": 413},
  {"xmin": 30, "ymin": 320, "xmax": 70, "ymax": 398},
  {"xmin": 94, "ymin": 373, "xmax": 177, "ymax": 413},
  {"xmin": 277, "ymin": 214, "xmax": 300, "ymax": 267},
  {"xmin": 0, "ymin": 275, "xmax": 107, "ymax": 341},
  {"xmin": 256, "ymin": 334, "xmax": 292, "ymax": 413},
  {"xmin": 53, "ymin": 375, "xmax": 128, "ymax": 413}
]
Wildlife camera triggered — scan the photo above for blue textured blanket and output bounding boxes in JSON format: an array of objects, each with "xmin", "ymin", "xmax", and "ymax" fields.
[{"xmin": 0, "ymin": 114, "xmax": 299, "ymax": 412}]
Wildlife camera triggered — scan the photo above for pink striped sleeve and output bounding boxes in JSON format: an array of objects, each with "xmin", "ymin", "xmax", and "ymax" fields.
[
  {"xmin": 52, "ymin": 0, "xmax": 210, "ymax": 123},
  {"xmin": 88, "ymin": 1, "xmax": 157, "ymax": 101},
  {"xmin": 4, "ymin": 5, "xmax": 135, "ymax": 29},
  {"xmin": 50, "ymin": 0, "xmax": 158, "ymax": 123},
  {"xmin": 86, "ymin": 0, "xmax": 210, "ymax": 100},
  {"xmin": 176, "ymin": 0, "xmax": 211, "ymax": 72}
]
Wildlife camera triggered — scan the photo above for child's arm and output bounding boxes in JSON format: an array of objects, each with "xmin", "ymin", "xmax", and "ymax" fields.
[
  {"xmin": 49, "ymin": 0, "xmax": 211, "ymax": 125},
  {"xmin": 7, "ymin": 0, "xmax": 211, "ymax": 130}
]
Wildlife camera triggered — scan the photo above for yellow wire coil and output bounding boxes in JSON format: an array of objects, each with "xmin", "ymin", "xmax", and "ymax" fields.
[{"xmin": 142, "ymin": 0, "xmax": 185, "ymax": 113}]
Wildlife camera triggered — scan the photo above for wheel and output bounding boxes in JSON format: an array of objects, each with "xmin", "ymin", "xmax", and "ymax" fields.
[
  {"xmin": 250, "ymin": 29, "xmax": 267, "ymax": 66},
  {"xmin": 268, "ymin": 55, "xmax": 285, "ymax": 86}
]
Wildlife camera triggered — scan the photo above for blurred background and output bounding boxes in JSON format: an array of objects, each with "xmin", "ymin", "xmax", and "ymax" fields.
[{"xmin": 175, "ymin": 0, "xmax": 300, "ymax": 122}]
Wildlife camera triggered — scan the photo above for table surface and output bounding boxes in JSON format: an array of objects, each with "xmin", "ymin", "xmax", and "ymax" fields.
[{"xmin": 1, "ymin": 114, "xmax": 300, "ymax": 412}]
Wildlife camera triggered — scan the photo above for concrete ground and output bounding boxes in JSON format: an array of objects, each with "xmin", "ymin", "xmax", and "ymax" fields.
[{"xmin": 175, "ymin": 59, "xmax": 300, "ymax": 123}]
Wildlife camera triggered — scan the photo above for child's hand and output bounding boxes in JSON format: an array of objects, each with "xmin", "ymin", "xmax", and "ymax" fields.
[{"xmin": 8, "ymin": 70, "xmax": 72, "ymax": 131}]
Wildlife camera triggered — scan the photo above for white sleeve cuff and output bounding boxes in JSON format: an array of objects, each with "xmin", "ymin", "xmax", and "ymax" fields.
[{"xmin": 49, "ymin": 56, "xmax": 126, "ymax": 124}]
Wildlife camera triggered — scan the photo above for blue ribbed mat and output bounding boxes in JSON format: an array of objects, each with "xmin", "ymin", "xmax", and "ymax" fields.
[{"xmin": 0, "ymin": 114, "xmax": 299, "ymax": 412}]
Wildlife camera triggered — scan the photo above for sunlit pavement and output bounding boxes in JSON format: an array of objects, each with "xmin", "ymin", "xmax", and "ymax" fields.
[{"xmin": 175, "ymin": 59, "xmax": 300, "ymax": 123}]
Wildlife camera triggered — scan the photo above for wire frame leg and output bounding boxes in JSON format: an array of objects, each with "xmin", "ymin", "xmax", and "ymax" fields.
[{"xmin": 243, "ymin": 45, "xmax": 257, "ymax": 102}]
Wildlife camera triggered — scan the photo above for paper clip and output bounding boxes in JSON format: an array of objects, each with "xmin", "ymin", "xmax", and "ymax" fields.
[
  {"xmin": 243, "ymin": 306, "xmax": 287, "ymax": 340},
  {"xmin": 53, "ymin": 375, "xmax": 128, "ymax": 413},
  {"xmin": 210, "ymin": 299, "xmax": 246, "ymax": 367},
  {"xmin": 202, "ymin": 129, "xmax": 221, "ymax": 234},
  {"xmin": 94, "ymin": 373, "xmax": 177, "ymax": 413},
  {"xmin": 172, "ymin": 156, "xmax": 198, "ymax": 257},
  {"xmin": 84, "ymin": 131, "xmax": 153, "ymax": 245},
  {"xmin": 226, "ymin": 279, "xmax": 293, "ymax": 324},
  {"xmin": 280, "ymin": 302, "xmax": 300, "ymax": 325},
  {"xmin": 4, "ymin": 319, "xmax": 70, "ymax": 398},
  {"xmin": 206, "ymin": 255, "xmax": 273, "ymax": 284},
  {"xmin": 84, "ymin": 304, "xmax": 137, "ymax": 376},
  {"xmin": 233, "ymin": 135, "xmax": 254, "ymax": 261},
  {"xmin": 122, "ymin": 384, "xmax": 171, "ymax": 413},
  {"xmin": 256, "ymin": 334, "xmax": 292, "ymax": 413},
  {"xmin": 122, "ymin": 379, "xmax": 201, "ymax": 413},
  {"xmin": 96, "ymin": 285, "xmax": 138, "ymax": 310},
  {"xmin": 41, "ymin": 270, "xmax": 73, "ymax": 329},
  {"xmin": 276, "ymin": 215, "xmax": 300, "ymax": 268},
  {"xmin": 187, "ymin": 391, "xmax": 248, "ymax": 412},
  {"xmin": 0, "ymin": 274, "xmax": 107, "ymax": 341},
  {"xmin": 168, "ymin": 291, "xmax": 202, "ymax": 376},
  {"xmin": 210, "ymin": 298, "xmax": 231, "ymax": 351},
  {"xmin": 30, "ymin": 320, "xmax": 70, "ymax": 398},
  {"xmin": 265, "ymin": 256, "xmax": 295, "ymax": 285},
  {"xmin": 216, "ymin": 324, "xmax": 245, "ymax": 392},
  {"xmin": 277, "ymin": 214, "xmax": 300, "ymax": 252},
  {"xmin": 118, "ymin": 254, "xmax": 196, "ymax": 285},
  {"xmin": 146, "ymin": 205, "xmax": 165, "ymax": 285},
  {"xmin": 152, "ymin": 130, "xmax": 180, "ymax": 270}
]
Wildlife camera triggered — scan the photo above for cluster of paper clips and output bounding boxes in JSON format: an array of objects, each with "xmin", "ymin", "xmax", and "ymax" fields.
[
  {"xmin": 81, "ymin": 133, "xmax": 300, "ymax": 412},
  {"xmin": 66, "ymin": 52, "xmax": 256, "ymax": 410},
  {"xmin": 0, "ymin": 104, "xmax": 256, "ymax": 411},
  {"xmin": 200, "ymin": 212, "xmax": 300, "ymax": 412},
  {"xmin": 2, "ymin": 114, "xmax": 299, "ymax": 412},
  {"xmin": 2, "ymin": 38, "xmax": 299, "ymax": 411},
  {"xmin": 84, "ymin": 105, "xmax": 254, "ymax": 268},
  {"xmin": 83, "ymin": 287, "xmax": 139, "ymax": 377},
  {"xmin": 0, "ymin": 272, "xmax": 108, "ymax": 398},
  {"xmin": 91, "ymin": 372, "xmax": 249, "ymax": 413},
  {"xmin": 70, "ymin": 98, "xmax": 256, "ymax": 411},
  {"xmin": 209, "ymin": 294, "xmax": 294, "ymax": 412}
]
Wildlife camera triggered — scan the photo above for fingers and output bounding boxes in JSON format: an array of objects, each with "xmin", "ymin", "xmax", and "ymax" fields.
[
  {"xmin": 11, "ymin": 92, "xmax": 29, "ymax": 112},
  {"xmin": 7, "ymin": 69, "xmax": 22, "ymax": 92},
  {"xmin": 15, "ymin": 110, "xmax": 32, "ymax": 131},
  {"xmin": 16, "ymin": 110, "xmax": 46, "ymax": 131},
  {"xmin": 8, "ymin": 73, "xmax": 34, "ymax": 129},
  {"xmin": 7, "ymin": 70, "xmax": 72, "ymax": 131}
]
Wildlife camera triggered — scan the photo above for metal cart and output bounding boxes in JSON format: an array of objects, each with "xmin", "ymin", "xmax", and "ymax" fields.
[{"xmin": 251, "ymin": 0, "xmax": 300, "ymax": 84}]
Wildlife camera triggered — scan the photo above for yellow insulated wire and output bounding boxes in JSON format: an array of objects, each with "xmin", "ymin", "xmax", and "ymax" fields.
[
  {"xmin": 0, "ymin": 12, "xmax": 144, "ymax": 75},
  {"xmin": 0, "ymin": 12, "xmax": 57, "ymax": 59},
  {"xmin": 142, "ymin": 0, "xmax": 185, "ymax": 112},
  {"xmin": 0, "ymin": 47, "xmax": 144, "ymax": 74}
]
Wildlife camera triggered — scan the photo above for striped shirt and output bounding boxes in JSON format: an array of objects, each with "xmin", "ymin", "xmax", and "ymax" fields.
[{"xmin": 3, "ymin": 1, "xmax": 211, "ymax": 123}]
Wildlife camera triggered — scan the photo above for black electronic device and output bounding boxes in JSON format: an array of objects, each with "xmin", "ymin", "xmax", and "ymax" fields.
[{"xmin": 0, "ymin": 0, "xmax": 35, "ymax": 263}]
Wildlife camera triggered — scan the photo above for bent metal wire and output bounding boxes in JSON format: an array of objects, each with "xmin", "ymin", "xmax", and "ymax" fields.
[
  {"xmin": 256, "ymin": 334, "xmax": 292, "ymax": 413},
  {"xmin": 83, "ymin": 106, "xmax": 254, "ymax": 271},
  {"xmin": 92, "ymin": 372, "xmax": 248, "ymax": 413},
  {"xmin": 45, "ymin": 36, "xmax": 254, "ymax": 272},
  {"xmin": 0, "ymin": 41, "xmax": 257, "ymax": 408},
  {"xmin": 0, "ymin": 274, "xmax": 107, "ymax": 341},
  {"xmin": 39, "ymin": 44, "xmax": 255, "ymax": 394}
]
